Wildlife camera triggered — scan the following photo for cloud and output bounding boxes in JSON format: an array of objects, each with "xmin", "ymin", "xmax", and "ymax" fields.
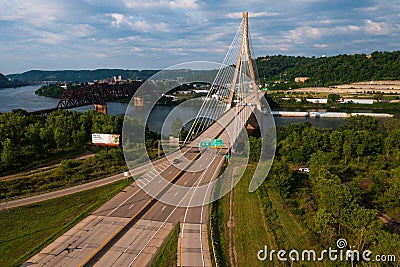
[
  {"xmin": 364, "ymin": 19, "xmax": 391, "ymax": 35},
  {"xmin": 315, "ymin": 44, "xmax": 329, "ymax": 48},
  {"xmin": 0, "ymin": 0, "xmax": 69, "ymax": 26},
  {"xmin": 37, "ymin": 31, "xmax": 68, "ymax": 45},
  {"xmin": 285, "ymin": 26, "xmax": 323, "ymax": 43},
  {"xmin": 109, "ymin": 13, "xmax": 169, "ymax": 32},
  {"xmin": 284, "ymin": 23, "xmax": 363, "ymax": 44},
  {"xmin": 123, "ymin": 0, "xmax": 199, "ymax": 9},
  {"xmin": 110, "ymin": 13, "xmax": 125, "ymax": 26},
  {"xmin": 0, "ymin": 0, "xmax": 399, "ymax": 74},
  {"xmin": 225, "ymin": 11, "xmax": 279, "ymax": 19},
  {"xmin": 68, "ymin": 24, "xmax": 95, "ymax": 38}
]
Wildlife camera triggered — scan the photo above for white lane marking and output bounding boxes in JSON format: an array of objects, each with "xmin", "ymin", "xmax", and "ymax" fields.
[
  {"xmin": 107, "ymin": 172, "xmax": 156, "ymax": 216},
  {"xmin": 148, "ymin": 171, "xmax": 157, "ymax": 177},
  {"xmin": 127, "ymin": 165, "xmax": 210, "ymax": 267},
  {"xmin": 161, "ymin": 206, "xmax": 166, "ymax": 211}
]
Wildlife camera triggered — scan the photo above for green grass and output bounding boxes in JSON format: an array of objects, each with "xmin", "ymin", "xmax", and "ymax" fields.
[
  {"xmin": 233, "ymin": 164, "xmax": 277, "ymax": 267},
  {"xmin": 0, "ymin": 178, "xmax": 133, "ymax": 267},
  {"xmin": 211, "ymin": 159, "xmax": 322, "ymax": 266},
  {"xmin": 211, "ymin": 159, "xmax": 278, "ymax": 267},
  {"xmin": 151, "ymin": 223, "xmax": 180, "ymax": 267},
  {"xmin": 0, "ymin": 149, "xmax": 128, "ymax": 201},
  {"xmin": 210, "ymin": 179, "xmax": 231, "ymax": 267},
  {"xmin": 267, "ymin": 190, "xmax": 317, "ymax": 251},
  {"xmin": 0, "ymin": 148, "xmax": 88, "ymax": 177}
]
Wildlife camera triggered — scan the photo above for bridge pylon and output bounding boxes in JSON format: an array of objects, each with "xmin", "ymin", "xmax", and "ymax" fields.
[{"xmin": 226, "ymin": 11, "xmax": 262, "ymax": 111}]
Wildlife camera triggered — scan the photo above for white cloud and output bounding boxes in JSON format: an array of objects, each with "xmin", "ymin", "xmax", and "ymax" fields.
[
  {"xmin": 315, "ymin": 44, "xmax": 329, "ymax": 48},
  {"xmin": 37, "ymin": 31, "xmax": 68, "ymax": 45},
  {"xmin": 123, "ymin": 0, "xmax": 199, "ymax": 9},
  {"xmin": 68, "ymin": 24, "xmax": 95, "ymax": 38},
  {"xmin": 0, "ymin": 0, "xmax": 69, "ymax": 26},
  {"xmin": 286, "ymin": 26, "xmax": 323, "ymax": 43},
  {"xmin": 131, "ymin": 46, "xmax": 143, "ymax": 52},
  {"xmin": 169, "ymin": 0, "xmax": 199, "ymax": 9},
  {"xmin": 364, "ymin": 19, "xmax": 391, "ymax": 35},
  {"xmin": 284, "ymin": 23, "xmax": 362, "ymax": 44},
  {"xmin": 110, "ymin": 13, "xmax": 125, "ymax": 27},
  {"xmin": 109, "ymin": 13, "xmax": 169, "ymax": 32},
  {"xmin": 34, "ymin": 24, "xmax": 95, "ymax": 45},
  {"xmin": 225, "ymin": 11, "xmax": 278, "ymax": 19}
]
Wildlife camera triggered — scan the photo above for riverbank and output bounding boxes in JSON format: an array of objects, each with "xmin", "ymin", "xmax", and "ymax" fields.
[
  {"xmin": 0, "ymin": 83, "xmax": 31, "ymax": 89},
  {"xmin": 271, "ymin": 111, "xmax": 393, "ymax": 118}
]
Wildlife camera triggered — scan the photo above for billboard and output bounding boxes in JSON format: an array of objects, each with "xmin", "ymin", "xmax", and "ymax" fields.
[{"xmin": 92, "ymin": 133, "xmax": 120, "ymax": 147}]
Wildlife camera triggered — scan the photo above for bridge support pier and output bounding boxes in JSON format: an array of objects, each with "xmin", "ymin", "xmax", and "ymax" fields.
[
  {"xmin": 95, "ymin": 104, "xmax": 108, "ymax": 114},
  {"xmin": 134, "ymin": 97, "xmax": 144, "ymax": 107},
  {"xmin": 246, "ymin": 110, "xmax": 261, "ymax": 137}
]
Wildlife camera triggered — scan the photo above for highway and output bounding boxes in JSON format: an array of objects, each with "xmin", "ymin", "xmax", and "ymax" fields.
[
  {"xmin": 0, "ymin": 155, "xmax": 176, "ymax": 210},
  {"xmin": 25, "ymin": 103, "xmax": 254, "ymax": 267}
]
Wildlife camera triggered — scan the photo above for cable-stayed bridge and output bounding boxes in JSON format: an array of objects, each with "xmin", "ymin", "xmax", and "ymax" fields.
[{"xmin": 25, "ymin": 12, "xmax": 274, "ymax": 267}]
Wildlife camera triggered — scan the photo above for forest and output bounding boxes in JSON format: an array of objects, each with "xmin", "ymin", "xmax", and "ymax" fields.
[
  {"xmin": 0, "ymin": 110, "xmax": 159, "ymax": 175},
  {"xmin": 0, "ymin": 72, "xmax": 29, "ymax": 89},
  {"xmin": 256, "ymin": 50, "xmax": 400, "ymax": 89},
  {"xmin": 250, "ymin": 116, "xmax": 400, "ymax": 262}
]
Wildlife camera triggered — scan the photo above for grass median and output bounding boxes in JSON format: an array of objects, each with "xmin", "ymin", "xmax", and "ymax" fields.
[
  {"xmin": 0, "ymin": 178, "xmax": 133, "ymax": 267},
  {"xmin": 151, "ymin": 223, "xmax": 180, "ymax": 267}
]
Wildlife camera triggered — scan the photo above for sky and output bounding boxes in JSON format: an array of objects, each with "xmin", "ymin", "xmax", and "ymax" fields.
[{"xmin": 0, "ymin": 0, "xmax": 399, "ymax": 74}]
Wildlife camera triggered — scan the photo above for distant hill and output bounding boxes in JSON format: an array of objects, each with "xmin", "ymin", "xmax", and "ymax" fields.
[
  {"xmin": 6, "ymin": 50, "xmax": 400, "ymax": 86},
  {"xmin": 0, "ymin": 72, "xmax": 29, "ymax": 88},
  {"xmin": 7, "ymin": 69, "xmax": 160, "ymax": 83},
  {"xmin": 0, "ymin": 73, "xmax": 9, "ymax": 86},
  {"xmin": 256, "ymin": 50, "xmax": 400, "ymax": 88}
]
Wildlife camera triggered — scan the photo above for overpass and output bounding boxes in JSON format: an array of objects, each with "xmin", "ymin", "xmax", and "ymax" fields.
[{"xmin": 24, "ymin": 12, "xmax": 274, "ymax": 267}]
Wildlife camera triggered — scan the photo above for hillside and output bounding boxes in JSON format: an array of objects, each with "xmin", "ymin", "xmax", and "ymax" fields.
[
  {"xmin": 0, "ymin": 72, "xmax": 9, "ymax": 86},
  {"xmin": 256, "ymin": 50, "xmax": 400, "ymax": 89},
  {"xmin": 6, "ymin": 51, "xmax": 400, "ymax": 86},
  {"xmin": 7, "ymin": 69, "xmax": 160, "ymax": 83}
]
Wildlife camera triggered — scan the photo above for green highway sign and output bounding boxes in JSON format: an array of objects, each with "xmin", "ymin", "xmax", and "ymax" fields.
[
  {"xmin": 211, "ymin": 139, "xmax": 223, "ymax": 148},
  {"xmin": 200, "ymin": 140, "xmax": 211, "ymax": 148}
]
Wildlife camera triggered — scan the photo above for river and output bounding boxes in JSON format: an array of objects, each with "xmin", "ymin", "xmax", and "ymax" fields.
[{"xmin": 0, "ymin": 85, "xmax": 391, "ymax": 134}]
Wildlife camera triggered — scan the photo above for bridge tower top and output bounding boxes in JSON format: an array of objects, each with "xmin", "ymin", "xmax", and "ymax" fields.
[{"xmin": 227, "ymin": 11, "xmax": 262, "ymax": 110}]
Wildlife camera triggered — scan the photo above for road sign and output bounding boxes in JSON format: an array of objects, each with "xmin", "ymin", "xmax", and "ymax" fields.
[
  {"xmin": 211, "ymin": 139, "xmax": 223, "ymax": 148},
  {"xmin": 200, "ymin": 140, "xmax": 211, "ymax": 148}
]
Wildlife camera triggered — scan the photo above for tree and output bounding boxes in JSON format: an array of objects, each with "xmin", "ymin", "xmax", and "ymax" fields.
[
  {"xmin": 270, "ymin": 160, "xmax": 294, "ymax": 198},
  {"xmin": 342, "ymin": 140, "xmax": 352, "ymax": 164},
  {"xmin": 1, "ymin": 138, "xmax": 16, "ymax": 167},
  {"xmin": 373, "ymin": 92, "xmax": 384, "ymax": 102},
  {"xmin": 346, "ymin": 115, "xmax": 379, "ymax": 131},
  {"xmin": 327, "ymin": 94, "xmax": 341, "ymax": 105},
  {"xmin": 330, "ymin": 131, "xmax": 343, "ymax": 155}
]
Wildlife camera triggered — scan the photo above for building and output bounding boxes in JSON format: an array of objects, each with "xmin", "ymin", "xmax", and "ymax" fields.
[{"xmin": 295, "ymin": 77, "xmax": 310, "ymax": 83}]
